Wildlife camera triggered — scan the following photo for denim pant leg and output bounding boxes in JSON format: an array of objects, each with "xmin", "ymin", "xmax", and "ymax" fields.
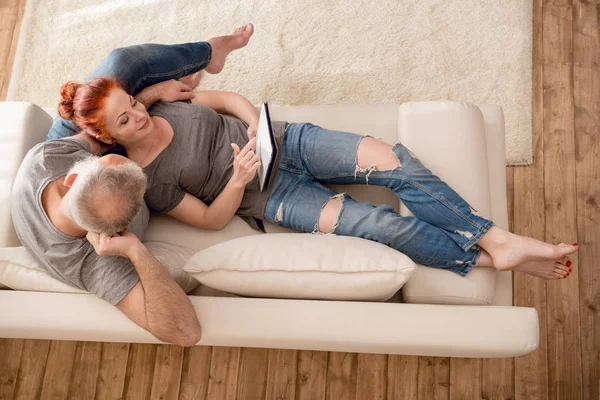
[
  {"xmin": 283, "ymin": 123, "xmax": 495, "ymax": 250},
  {"xmin": 46, "ymin": 42, "xmax": 212, "ymax": 140},
  {"xmin": 264, "ymin": 126, "xmax": 481, "ymax": 275}
]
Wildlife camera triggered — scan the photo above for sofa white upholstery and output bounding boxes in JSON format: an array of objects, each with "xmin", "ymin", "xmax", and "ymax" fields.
[{"xmin": 0, "ymin": 101, "xmax": 539, "ymax": 358}]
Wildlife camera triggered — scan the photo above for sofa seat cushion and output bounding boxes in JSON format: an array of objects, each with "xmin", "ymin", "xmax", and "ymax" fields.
[{"xmin": 183, "ymin": 233, "xmax": 416, "ymax": 301}]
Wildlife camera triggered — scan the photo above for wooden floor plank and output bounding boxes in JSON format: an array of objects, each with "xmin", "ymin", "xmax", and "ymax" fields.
[
  {"xmin": 0, "ymin": 0, "xmax": 19, "ymax": 8},
  {"xmin": 506, "ymin": 167, "xmax": 515, "ymax": 232},
  {"xmin": 0, "ymin": 6, "xmax": 17, "ymax": 96},
  {"xmin": 265, "ymin": 349, "xmax": 298, "ymax": 400},
  {"xmin": 150, "ymin": 344, "xmax": 184, "ymax": 400},
  {"xmin": 387, "ymin": 355, "xmax": 419, "ymax": 400},
  {"xmin": 13, "ymin": 340, "xmax": 50, "ymax": 400},
  {"xmin": 179, "ymin": 346, "xmax": 212, "ymax": 400},
  {"xmin": 206, "ymin": 346, "xmax": 240, "ymax": 400},
  {"xmin": 416, "ymin": 357, "xmax": 449, "ymax": 400},
  {"xmin": 39, "ymin": 340, "xmax": 77, "ymax": 400},
  {"xmin": 572, "ymin": 1, "xmax": 600, "ymax": 399},
  {"xmin": 513, "ymin": 1, "xmax": 549, "ymax": 400},
  {"xmin": 482, "ymin": 358, "xmax": 515, "ymax": 400},
  {"xmin": 236, "ymin": 347, "xmax": 269, "ymax": 400},
  {"xmin": 95, "ymin": 342, "xmax": 130, "ymax": 400},
  {"xmin": 0, "ymin": 338, "xmax": 24, "ymax": 400},
  {"xmin": 0, "ymin": 0, "xmax": 24, "ymax": 100},
  {"xmin": 356, "ymin": 354, "xmax": 387, "ymax": 400},
  {"xmin": 326, "ymin": 352, "xmax": 358, "ymax": 400},
  {"xmin": 68, "ymin": 341, "xmax": 102, "ymax": 400},
  {"xmin": 542, "ymin": 1, "xmax": 584, "ymax": 399},
  {"xmin": 295, "ymin": 351, "xmax": 327, "ymax": 400},
  {"xmin": 122, "ymin": 344, "xmax": 157, "ymax": 400},
  {"xmin": 449, "ymin": 359, "xmax": 481, "ymax": 400}
]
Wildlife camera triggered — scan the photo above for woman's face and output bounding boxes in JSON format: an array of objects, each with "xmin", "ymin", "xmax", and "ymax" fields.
[{"xmin": 102, "ymin": 87, "xmax": 154, "ymax": 145}]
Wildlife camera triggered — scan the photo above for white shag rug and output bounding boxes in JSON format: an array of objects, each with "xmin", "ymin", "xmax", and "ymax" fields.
[{"xmin": 7, "ymin": 0, "xmax": 532, "ymax": 165}]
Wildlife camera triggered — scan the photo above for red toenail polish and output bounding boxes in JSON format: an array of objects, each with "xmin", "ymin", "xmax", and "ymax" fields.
[
  {"xmin": 567, "ymin": 261, "xmax": 572, "ymax": 267},
  {"xmin": 569, "ymin": 268, "xmax": 572, "ymax": 272},
  {"xmin": 572, "ymin": 243, "xmax": 578, "ymax": 246}
]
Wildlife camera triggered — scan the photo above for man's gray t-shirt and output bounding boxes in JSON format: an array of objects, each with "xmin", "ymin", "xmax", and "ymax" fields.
[
  {"xmin": 144, "ymin": 101, "xmax": 286, "ymax": 220},
  {"xmin": 11, "ymin": 136, "xmax": 148, "ymax": 304}
]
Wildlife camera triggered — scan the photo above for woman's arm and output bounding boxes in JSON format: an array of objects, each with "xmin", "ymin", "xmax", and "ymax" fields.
[
  {"xmin": 192, "ymin": 91, "xmax": 259, "ymax": 128},
  {"xmin": 167, "ymin": 138, "xmax": 260, "ymax": 230},
  {"xmin": 167, "ymin": 184, "xmax": 243, "ymax": 230}
]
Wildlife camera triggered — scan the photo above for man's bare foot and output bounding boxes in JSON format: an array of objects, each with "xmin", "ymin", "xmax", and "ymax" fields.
[
  {"xmin": 205, "ymin": 23, "xmax": 254, "ymax": 74},
  {"xmin": 477, "ymin": 226, "xmax": 578, "ymax": 272},
  {"xmin": 513, "ymin": 257, "xmax": 572, "ymax": 280}
]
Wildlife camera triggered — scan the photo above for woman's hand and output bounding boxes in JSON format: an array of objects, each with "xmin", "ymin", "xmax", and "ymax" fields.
[{"xmin": 230, "ymin": 138, "xmax": 260, "ymax": 187}]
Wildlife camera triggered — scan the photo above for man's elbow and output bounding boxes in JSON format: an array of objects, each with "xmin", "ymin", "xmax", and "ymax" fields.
[
  {"xmin": 180, "ymin": 324, "xmax": 202, "ymax": 347},
  {"xmin": 156, "ymin": 324, "xmax": 202, "ymax": 347}
]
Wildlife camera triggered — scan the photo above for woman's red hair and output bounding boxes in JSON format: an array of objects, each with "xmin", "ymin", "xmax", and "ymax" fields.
[{"xmin": 58, "ymin": 77, "xmax": 122, "ymax": 140}]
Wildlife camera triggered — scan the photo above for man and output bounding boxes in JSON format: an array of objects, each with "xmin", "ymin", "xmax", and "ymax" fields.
[{"xmin": 11, "ymin": 24, "xmax": 255, "ymax": 346}]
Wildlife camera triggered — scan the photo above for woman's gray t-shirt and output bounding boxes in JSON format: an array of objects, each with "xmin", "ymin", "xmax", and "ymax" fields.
[{"xmin": 144, "ymin": 101, "xmax": 286, "ymax": 221}]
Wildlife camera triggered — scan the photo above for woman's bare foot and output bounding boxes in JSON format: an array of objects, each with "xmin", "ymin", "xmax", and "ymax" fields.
[
  {"xmin": 473, "ymin": 246, "xmax": 574, "ymax": 280},
  {"xmin": 205, "ymin": 23, "xmax": 254, "ymax": 74},
  {"xmin": 477, "ymin": 226, "xmax": 578, "ymax": 272},
  {"xmin": 513, "ymin": 257, "xmax": 573, "ymax": 280}
]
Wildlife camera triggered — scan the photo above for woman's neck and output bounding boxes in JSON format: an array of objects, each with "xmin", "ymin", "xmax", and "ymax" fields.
[{"xmin": 124, "ymin": 116, "xmax": 171, "ymax": 168}]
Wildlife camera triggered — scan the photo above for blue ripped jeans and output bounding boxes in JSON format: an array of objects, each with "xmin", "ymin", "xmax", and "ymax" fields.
[
  {"xmin": 46, "ymin": 41, "xmax": 212, "ymax": 140},
  {"xmin": 263, "ymin": 123, "xmax": 495, "ymax": 275}
]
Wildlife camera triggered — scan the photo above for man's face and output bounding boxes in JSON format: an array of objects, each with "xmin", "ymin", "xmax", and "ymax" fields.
[{"xmin": 103, "ymin": 88, "xmax": 154, "ymax": 145}]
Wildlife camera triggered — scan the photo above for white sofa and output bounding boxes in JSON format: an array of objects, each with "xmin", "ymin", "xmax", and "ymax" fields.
[{"xmin": 0, "ymin": 101, "xmax": 539, "ymax": 358}]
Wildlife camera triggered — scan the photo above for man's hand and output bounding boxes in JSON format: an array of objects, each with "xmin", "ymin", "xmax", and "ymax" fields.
[
  {"xmin": 179, "ymin": 71, "xmax": 203, "ymax": 90},
  {"xmin": 86, "ymin": 230, "xmax": 142, "ymax": 258},
  {"xmin": 156, "ymin": 79, "xmax": 196, "ymax": 102},
  {"xmin": 247, "ymin": 120, "xmax": 258, "ymax": 141}
]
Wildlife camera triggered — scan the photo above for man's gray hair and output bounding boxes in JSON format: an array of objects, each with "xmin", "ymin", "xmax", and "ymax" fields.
[{"xmin": 63, "ymin": 156, "xmax": 147, "ymax": 234}]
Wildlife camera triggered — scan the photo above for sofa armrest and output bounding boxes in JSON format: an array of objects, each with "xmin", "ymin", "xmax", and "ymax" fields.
[
  {"xmin": 0, "ymin": 291, "xmax": 538, "ymax": 358},
  {"xmin": 0, "ymin": 102, "xmax": 53, "ymax": 247},
  {"xmin": 397, "ymin": 102, "xmax": 497, "ymax": 305}
]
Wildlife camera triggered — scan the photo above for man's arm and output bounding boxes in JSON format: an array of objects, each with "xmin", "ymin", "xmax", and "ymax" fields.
[
  {"xmin": 74, "ymin": 132, "xmax": 113, "ymax": 155},
  {"xmin": 87, "ymin": 231, "xmax": 201, "ymax": 347},
  {"xmin": 134, "ymin": 79, "xmax": 196, "ymax": 109}
]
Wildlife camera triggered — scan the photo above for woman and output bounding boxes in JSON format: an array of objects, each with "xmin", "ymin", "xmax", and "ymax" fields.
[{"xmin": 57, "ymin": 78, "xmax": 578, "ymax": 281}]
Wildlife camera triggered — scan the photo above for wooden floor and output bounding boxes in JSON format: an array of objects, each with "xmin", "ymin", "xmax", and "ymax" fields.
[{"xmin": 0, "ymin": 0, "xmax": 598, "ymax": 399}]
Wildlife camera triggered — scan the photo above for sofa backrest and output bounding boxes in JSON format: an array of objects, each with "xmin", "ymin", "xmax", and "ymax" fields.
[{"xmin": 1, "ymin": 101, "xmax": 510, "ymax": 306}]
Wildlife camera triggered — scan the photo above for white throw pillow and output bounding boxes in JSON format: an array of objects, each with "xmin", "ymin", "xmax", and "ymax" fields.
[
  {"xmin": 0, "ymin": 247, "xmax": 86, "ymax": 293},
  {"xmin": 0, "ymin": 242, "xmax": 200, "ymax": 294},
  {"xmin": 183, "ymin": 233, "xmax": 416, "ymax": 301}
]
